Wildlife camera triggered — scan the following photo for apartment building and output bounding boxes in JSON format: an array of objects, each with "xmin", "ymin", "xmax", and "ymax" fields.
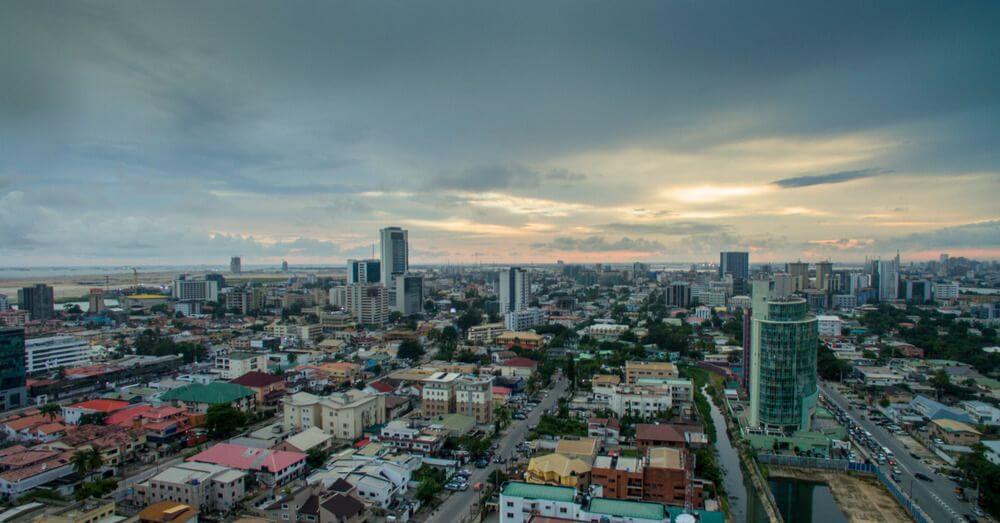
[
  {"xmin": 624, "ymin": 361, "xmax": 678, "ymax": 385},
  {"xmin": 268, "ymin": 323, "xmax": 322, "ymax": 342},
  {"xmin": 135, "ymin": 461, "xmax": 246, "ymax": 512},
  {"xmin": 591, "ymin": 447, "xmax": 704, "ymax": 508},
  {"xmin": 607, "ymin": 380, "xmax": 694, "ymax": 419},
  {"xmin": 25, "ymin": 336, "xmax": 93, "ymax": 374},
  {"xmin": 420, "ymin": 372, "xmax": 493, "ymax": 424},
  {"xmin": 282, "ymin": 390, "xmax": 386, "ymax": 441},
  {"xmin": 467, "ymin": 322, "xmax": 508, "ymax": 344},
  {"xmin": 377, "ymin": 420, "xmax": 447, "ymax": 455},
  {"xmin": 215, "ymin": 351, "xmax": 268, "ymax": 379}
]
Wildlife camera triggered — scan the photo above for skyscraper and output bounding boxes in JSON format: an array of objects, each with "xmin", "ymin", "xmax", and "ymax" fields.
[
  {"xmin": 0, "ymin": 328, "xmax": 27, "ymax": 410},
  {"xmin": 17, "ymin": 284, "xmax": 55, "ymax": 321},
  {"xmin": 786, "ymin": 262, "xmax": 809, "ymax": 291},
  {"xmin": 88, "ymin": 288, "xmax": 106, "ymax": 314},
  {"xmin": 814, "ymin": 261, "xmax": 833, "ymax": 291},
  {"xmin": 379, "ymin": 227, "xmax": 409, "ymax": 298},
  {"xmin": 345, "ymin": 283, "xmax": 389, "ymax": 326},
  {"xmin": 230, "ymin": 256, "xmax": 242, "ymax": 274},
  {"xmin": 748, "ymin": 294, "xmax": 818, "ymax": 431},
  {"xmin": 877, "ymin": 253, "xmax": 900, "ymax": 302},
  {"xmin": 719, "ymin": 251, "xmax": 750, "ymax": 295},
  {"xmin": 347, "ymin": 259, "xmax": 381, "ymax": 284},
  {"xmin": 395, "ymin": 273, "xmax": 424, "ymax": 316},
  {"xmin": 499, "ymin": 267, "xmax": 531, "ymax": 313}
]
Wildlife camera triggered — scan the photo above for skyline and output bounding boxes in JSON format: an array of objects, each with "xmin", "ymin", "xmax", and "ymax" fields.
[{"xmin": 2, "ymin": 2, "xmax": 999, "ymax": 266}]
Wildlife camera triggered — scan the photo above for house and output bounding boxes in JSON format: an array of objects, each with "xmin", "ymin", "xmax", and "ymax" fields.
[
  {"xmin": 1, "ymin": 412, "xmax": 67, "ymax": 442},
  {"xmin": 524, "ymin": 453, "xmax": 591, "ymax": 487},
  {"xmin": 137, "ymin": 501, "xmax": 199, "ymax": 523},
  {"xmin": 160, "ymin": 382, "xmax": 256, "ymax": 413},
  {"xmin": 929, "ymin": 419, "xmax": 981, "ymax": 446},
  {"xmin": 635, "ymin": 423, "xmax": 707, "ymax": 453},
  {"xmin": 0, "ymin": 446, "xmax": 74, "ymax": 498},
  {"xmin": 587, "ymin": 417, "xmax": 621, "ymax": 445},
  {"xmin": 319, "ymin": 493, "xmax": 366, "ymax": 523},
  {"xmin": 230, "ymin": 371, "xmax": 287, "ymax": 406},
  {"xmin": 62, "ymin": 399, "xmax": 131, "ymax": 425},
  {"xmin": 376, "ymin": 420, "xmax": 447, "ymax": 456},
  {"xmin": 317, "ymin": 363, "xmax": 362, "ymax": 385},
  {"xmin": 135, "ymin": 462, "xmax": 247, "ymax": 512},
  {"xmin": 554, "ymin": 437, "xmax": 599, "ymax": 465},
  {"xmin": 498, "ymin": 357, "xmax": 538, "ymax": 378},
  {"xmin": 495, "ymin": 331, "xmax": 543, "ymax": 349},
  {"xmin": 274, "ymin": 427, "xmax": 334, "ymax": 454},
  {"xmin": 187, "ymin": 443, "xmax": 307, "ymax": 487},
  {"xmin": 625, "ymin": 361, "xmax": 678, "ymax": 385},
  {"xmin": 45, "ymin": 423, "xmax": 146, "ymax": 469},
  {"xmin": 105, "ymin": 404, "xmax": 204, "ymax": 445}
]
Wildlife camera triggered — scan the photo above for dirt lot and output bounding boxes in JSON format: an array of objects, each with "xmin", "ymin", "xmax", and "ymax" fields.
[{"xmin": 770, "ymin": 466, "xmax": 911, "ymax": 523}]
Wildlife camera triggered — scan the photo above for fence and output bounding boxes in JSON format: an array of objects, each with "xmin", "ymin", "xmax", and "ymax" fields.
[{"xmin": 756, "ymin": 454, "xmax": 932, "ymax": 523}]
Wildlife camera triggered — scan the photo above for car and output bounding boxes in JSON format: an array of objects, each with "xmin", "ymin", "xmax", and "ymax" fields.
[
  {"xmin": 474, "ymin": 482, "xmax": 484, "ymax": 491},
  {"xmin": 458, "ymin": 469, "xmax": 471, "ymax": 477},
  {"xmin": 914, "ymin": 472, "xmax": 933, "ymax": 482},
  {"xmin": 892, "ymin": 467, "xmax": 902, "ymax": 475},
  {"xmin": 910, "ymin": 452, "xmax": 921, "ymax": 459},
  {"xmin": 475, "ymin": 459, "xmax": 489, "ymax": 468}
]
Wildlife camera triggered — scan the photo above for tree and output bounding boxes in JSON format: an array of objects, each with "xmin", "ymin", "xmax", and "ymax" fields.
[
  {"xmin": 40, "ymin": 403, "xmax": 61, "ymax": 422},
  {"xmin": 78, "ymin": 412, "xmax": 108, "ymax": 426},
  {"xmin": 72, "ymin": 449, "xmax": 103, "ymax": 480},
  {"xmin": 397, "ymin": 339, "xmax": 425, "ymax": 361},
  {"xmin": 75, "ymin": 478, "xmax": 117, "ymax": 501},
  {"xmin": 929, "ymin": 369, "xmax": 951, "ymax": 399},
  {"xmin": 306, "ymin": 447, "xmax": 330, "ymax": 469},
  {"xmin": 204, "ymin": 404, "xmax": 248, "ymax": 438},
  {"xmin": 416, "ymin": 477, "xmax": 442, "ymax": 505}
]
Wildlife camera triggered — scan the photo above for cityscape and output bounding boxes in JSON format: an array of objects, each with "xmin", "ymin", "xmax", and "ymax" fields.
[{"xmin": 2, "ymin": 3, "xmax": 1000, "ymax": 523}]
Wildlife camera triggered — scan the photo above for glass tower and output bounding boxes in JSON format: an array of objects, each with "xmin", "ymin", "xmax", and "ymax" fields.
[
  {"xmin": 749, "ymin": 297, "xmax": 818, "ymax": 431},
  {"xmin": 0, "ymin": 328, "xmax": 27, "ymax": 410}
]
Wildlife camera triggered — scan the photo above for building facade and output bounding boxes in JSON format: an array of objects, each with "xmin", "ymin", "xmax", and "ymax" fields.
[
  {"xmin": 394, "ymin": 273, "xmax": 424, "ymax": 315},
  {"xmin": 379, "ymin": 227, "xmax": 409, "ymax": 298},
  {"xmin": 345, "ymin": 284, "xmax": 389, "ymax": 326},
  {"xmin": 25, "ymin": 336, "xmax": 92, "ymax": 374},
  {"xmin": 0, "ymin": 328, "xmax": 27, "ymax": 411},
  {"xmin": 347, "ymin": 258, "xmax": 381, "ymax": 284},
  {"xmin": 499, "ymin": 267, "xmax": 531, "ymax": 313},
  {"xmin": 18, "ymin": 284, "xmax": 55, "ymax": 321}
]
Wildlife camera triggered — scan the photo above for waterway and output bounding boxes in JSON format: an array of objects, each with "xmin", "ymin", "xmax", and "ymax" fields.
[
  {"xmin": 703, "ymin": 386, "xmax": 769, "ymax": 523},
  {"xmin": 769, "ymin": 478, "xmax": 848, "ymax": 523}
]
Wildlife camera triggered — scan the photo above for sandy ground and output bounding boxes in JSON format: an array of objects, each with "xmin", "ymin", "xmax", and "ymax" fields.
[{"xmin": 770, "ymin": 466, "xmax": 912, "ymax": 523}]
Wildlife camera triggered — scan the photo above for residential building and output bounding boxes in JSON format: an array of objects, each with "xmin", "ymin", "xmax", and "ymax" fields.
[
  {"xmin": 0, "ymin": 310, "xmax": 29, "ymax": 328},
  {"xmin": 876, "ymin": 254, "xmax": 900, "ymax": 302},
  {"xmin": 554, "ymin": 437, "xmax": 600, "ymax": 465},
  {"xmin": 225, "ymin": 287, "xmax": 265, "ymax": 314},
  {"xmin": 172, "ymin": 278, "xmax": 219, "ymax": 302},
  {"xmin": 282, "ymin": 390, "xmax": 385, "ymax": 440},
  {"xmin": 0, "ymin": 328, "xmax": 27, "ymax": 411},
  {"xmin": 496, "ymin": 331, "xmax": 543, "ymax": 349},
  {"xmin": 786, "ymin": 262, "xmax": 809, "ymax": 291},
  {"xmin": 591, "ymin": 447, "xmax": 704, "ymax": 508},
  {"xmin": 188, "ymin": 443, "xmax": 306, "ymax": 487},
  {"xmin": 606, "ymin": 381, "xmax": 694, "ymax": 419},
  {"xmin": 588, "ymin": 417, "xmax": 621, "ymax": 445},
  {"xmin": 0, "ymin": 446, "xmax": 74, "ymax": 498},
  {"xmin": 25, "ymin": 336, "xmax": 92, "ymax": 374},
  {"xmin": 832, "ymin": 294, "xmax": 857, "ymax": 310},
  {"xmin": 215, "ymin": 351, "xmax": 268, "ymax": 379},
  {"xmin": 467, "ymin": 322, "xmax": 507, "ymax": 344},
  {"xmin": 379, "ymin": 226, "xmax": 409, "ymax": 299},
  {"xmin": 230, "ymin": 371, "xmax": 287, "ymax": 406},
  {"xmin": 87, "ymin": 288, "xmax": 106, "ymax": 314},
  {"xmin": 394, "ymin": 273, "xmax": 423, "ymax": 315},
  {"xmin": 345, "ymin": 283, "xmax": 389, "ymax": 326},
  {"xmin": 625, "ymin": 361, "xmax": 678, "ymax": 385},
  {"xmin": 268, "ymin": 323, "xmax": 322, "ymax": 343},
  {"xmin": 934, "ymin": 281, "xmax": 960, "ymax": 302},
  {"xmin": 17, "ymin": 284, "xmax": 55, "ymax": 321},
  {"xmin": 498, "ymin": 481, "xmax": 714, "ymax": 523},
  {"xmin": 525, "ymin": 453, "xmax": 591, "ymax": 487},
  {"xmin": 137, "ymin": 501, "xmax": 198, "ymax": 523},
  {"xmin": 347, "ymin": 258, "xmax": 381, "ymax": 284},
  {"xmin": 816, "ymin": 315, "xmax": 842, "ymax": 337},
  {"xmin": 160, "ymin": 382, "xmax": 256, "ymax": 413},
  {"xmin": 719, "ymin": 251, "xmax": 749, "ymax": 295},
  {"xmin": 499, "ymin": 267, "xmax": 531, "ymax": 314},
  {"xmin": 635, "ymin": 423, "xmax": 707, "ymax": 453},
  {"xmin": 136, "ymin": 461, "xmax": 247, "ymax": 512},
  {"xmin": 61, "ymin": 399, "xmax": 130, "ymax": 425},
  {"xmin": 421, "ymin": 372, "xmax": 493, "ymax": 424},
  {"xmin": 748, "ymin": 297, "xmax": 818, "ymax": 431},
  {"xmin": 499, "ymin": 357, "xmax": 538, "ymax": 378},
  {"xmin": 929, "ymin": 419, "xmax": 981, "ymax": 446},
  {"xmin": 376, "ymin": 420, "xmax": 447, "ymax": 455},
  {"xmin": 583, "ymin": 323, "xmax": 629, "ymax": 340},
  {"xmin": 814, "ymin": 261, "xmax": 833, "ymax": 291},
  {"xmin": 329, "ymin": 286, "xmax": 348, "ymax": 308},
  {"xmin": 504, "ymin": 307, "xmax": 545, "ymax": 331}
]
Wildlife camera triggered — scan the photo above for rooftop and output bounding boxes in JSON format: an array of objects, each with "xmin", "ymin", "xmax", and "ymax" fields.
[
  {"xmin": 501, "ymin": 481, "xmax": 576, "ymax": 502},
  {"xmin": 161, "ymin": 382, "xmax": 254, "ymax": 405},
  {"xmin": 188, "ymin": 442, "xmax": 306, "ymax": 473},
  {"xmin": 589, "ymin": 497, "xmax": 666, "ymax": 520}
]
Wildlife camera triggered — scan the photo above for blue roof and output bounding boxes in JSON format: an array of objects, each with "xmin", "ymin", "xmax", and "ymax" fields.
[{"xmin": 910, "ymin": 395, "xmax": 974, "ymax": 424}]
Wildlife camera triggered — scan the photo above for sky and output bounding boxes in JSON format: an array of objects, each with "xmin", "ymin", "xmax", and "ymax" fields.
[{"xmin": 2, "ymin": 1, "xmax": 998, "ymax": 266}]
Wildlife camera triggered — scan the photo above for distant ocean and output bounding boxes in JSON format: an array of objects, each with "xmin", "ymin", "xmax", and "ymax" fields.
[{"xmin": 0, "ymin": 265, "xmax": 340, "ymax": 279}]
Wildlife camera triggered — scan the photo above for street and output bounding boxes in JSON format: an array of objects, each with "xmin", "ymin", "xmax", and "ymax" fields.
[
  {"xmin": 819, "ymin": 381, "xmax": 980, "ymax": 523},
  {"xmin": 425, "ymin": 373, "xmax": 569, "ymax": 523}
]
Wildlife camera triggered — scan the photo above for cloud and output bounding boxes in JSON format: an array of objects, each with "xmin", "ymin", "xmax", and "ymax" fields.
[
  {"xmin": 533, "ymin": 236, "xmax": 666, "ymax": 253},
  {"xmin": 881, "ymin": 220, "xmax": 1000, "ymax": 250},
  {"xmin": 772, "ymin": 168, "xmax": 887, "ymax": 188},
  {"xmin": 428, "ymin": 164, "xmax": 585, "ymax": 191},
  {"xmin": 600, "ymin": 221, "xmax": 727, "ymax": 235}
]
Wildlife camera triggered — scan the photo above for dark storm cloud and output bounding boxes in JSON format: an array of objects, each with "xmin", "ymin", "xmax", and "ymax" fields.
[{"xmin": 772, "ymin": 169, "xmax": 888, "ymax": 188}]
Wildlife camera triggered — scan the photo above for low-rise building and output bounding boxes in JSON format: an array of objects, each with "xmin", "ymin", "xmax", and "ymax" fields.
[
  {"xmin": 587, "ymin": 417, "xmax": 621, "ymax": 445},
  {"xmin": 583, "ymin": 323, "xmax": 630, "ymax": 340},
  {"xmin": 467, "ymin": 323, "xmax": 508, "ymax": 344},
  {"xmin": 160, "ymin": 382, "xmax": 257, "ymax": 413},
  {"xmin": 496, "ymin": 331, "xmax": 543, "ymax": 349},
  {"xmin": 591, "ymin": 447, "xmax": 705, "ymax": 508},
  {"xmin": 229, "ymin": 371, "xmax": 287, "ymax": 406},
  {"xmin": 498, "ymin": 357, "xmax": 538, "ymax": 378},
  {"xmin": 929, "ymin": 419, "xmax": 981, "ymax": 446},
  {"xmin": 376, "ymin": 420, "xmax": 447, "ymax": 455},
  {"xmin": 61, "ymin": 399, "xmax": 131, "ymax": 425},
  {"xmin": 607, "ymin": 380, "xmax": 694, "ymax": 419},
  {"xmin": 187, "ymin": 443, "xmax": 306, "ymax": 487},
  {"xmin": 215, "ymin": 352, "xmax": 268, "ymax": 380},
  {"xmin": 25, "ymin": 336, "xmax": 92, "ymax": 374},
  {"xmin": 135, "ymin": 461, "xmax": 247, "ymax": 512},
  {"xmin": 282, "ymin": 390, "xmax": 386, "ymax": 441},
  {"xmin": 816, "ymin": 315, "xmax": 842, "ymax": 337},
  {"xmin": 524, "ymin": 453, "xmax": 591, "ymax": 487},
  {"xmin": 635, "ymin": 423, "xmax": 707, "ymax": 453},
  {"xmin": 624, "ymin": 361, "xmax": 678, "ymax": 384}
]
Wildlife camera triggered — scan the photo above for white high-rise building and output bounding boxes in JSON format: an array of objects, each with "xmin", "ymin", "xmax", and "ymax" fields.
[
  {"xmin": 0, "ymin": 295, "xmax": 8, "ymax": 311},
  {"xmin": 345, "ymin": 284, "xmax": 389, "ymax": 325},
  {"xmin": 379, "ymin": 227, "xmax": 409, "ymax": 299},
  {"xmin": 26, "ymin": 336, "xmax": 93, "ymax": 373},
  {"xmin": 934, "ymin": 281, "xmax": 960, "ymax": 301},
  {"xmin": 173, "ymin": 278, "xmax": 219, "ymax": 302},
  {"xmin": 877, "ymin": 253, "xmax": 900, "ymax": 302},
  {"xmin": 499, "ymin": 267, "xmax": 530, "ymax": 313}
]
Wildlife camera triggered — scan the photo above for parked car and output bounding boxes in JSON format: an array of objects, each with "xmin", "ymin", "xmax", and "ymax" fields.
[{"xmin": 915, "ymin": 472, "xmax": 933, "ymax": 482}]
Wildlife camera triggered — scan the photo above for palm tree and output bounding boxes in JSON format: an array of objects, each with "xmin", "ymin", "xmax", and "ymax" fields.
[
  {"xmin": 40, "ymin": 403, "xmax": 61, "ymax": 422},
  {"xmin": 72, "ymin": 448, "xmax": 103, "ymax": 480}
]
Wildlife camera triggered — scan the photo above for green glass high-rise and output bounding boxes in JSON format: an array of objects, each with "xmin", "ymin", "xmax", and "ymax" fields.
[
  {"xmin": 0, "ymin": 328, "xmax": 27, "ymax": 411},
  {"xmin": 748, "ymin": 296, "xmax": 818, "ymax": 431}
]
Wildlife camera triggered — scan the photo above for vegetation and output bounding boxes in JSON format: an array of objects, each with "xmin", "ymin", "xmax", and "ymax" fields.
[
  {"xmin": 957, "ymin": 444, "xmax": 1000, "ymax": 518},
  {"xmin": 816, "ymin": 343, "xmax": 852, "ymax": 381},
  {"xmin": 204, "ymin": 404, "xmax": 249, "ymax": 438},
  {"xmin": 75, "ymin": 478, "xmax": 118, "ymax": 500},
  {"xmin": 529, "ymin": 414, "xmax": 587, "ymax": 439},
  {"xmin": 78, "ymin": 412, "xmax": 108, "ymax": 426},
  {"xmin": 414, "ymin": 465, "xmax": 446, "ymax": 505},
  {"xmin": 397, "ymin": 339, "xmax": 425, "ymax": 361},
  {"xmin": 134, "ymin": 328, "xmax": 207, "ymax": 363},
  {"xmin": 307, "ymin": 447, "xmax": 330, "ymax": 469},
  {"xmin": 16, "ymin": 488, "xmax": 64, "ymax": 504},
  {"xmin": 39, "ymin": 403, "xmax": 61, "ymax": 421},
  {"xmin": 71, "ymin": 448, "xmax": 103, "ymax": 479}
]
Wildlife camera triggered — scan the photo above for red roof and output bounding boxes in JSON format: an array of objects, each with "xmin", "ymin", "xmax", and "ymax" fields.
[
  {"xmin": 230, "ymin": 371, "xmax": 285, "ymax": 388},
  {"xmin": 187, "ymin": 443, "xmax": 305, "ymax": 473},
  {"xmin": 353, "ymin": 438, "xmax": 370, "ymax": 449},
  {"xmin": 105, "ymin": 404, "xmax": 153, "ymax": 426},
  {"xmin": 502, "ymin": 357, "xmax": 539, "ymax": 368},
  {"xmin": 367, "ymin": 381, "xmax": 395, "ymax": 393},
  {"xmin": 67, "ymin": 399, "xmax": 131, "ymax": 413},
  {"xmin": 492, "ymin": 386, "xmax": 513, "ymax": 396}
]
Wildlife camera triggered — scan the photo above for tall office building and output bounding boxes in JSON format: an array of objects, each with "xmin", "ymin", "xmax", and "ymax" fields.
[
  {"xmin": 814, "ymin": 261, "xmax": 833, "ymax": 291},
  {"xmin": 499, "ymin": 267, "xmax": 531, "ymax": 313},
  {"xmin": 345, "ymin": 284, "xmax": 389, "ymax": 326},
  {"xmin": 347, "ymin": 259, "xmax": 381, "ymax": 284},
  {"xmin": 666, "ymin": 282, "xmax": 691, "ymax": 307},
  {"xmin": 771, "ymin": 273, "xmax": 796, "ymax": 298},
  {"xmin": 0, "ymin": 295, "xmax": 8, "ymax": 311},
  {"xmin": 0, "ymin": 328, "xmax": 27, "ymax": 410},
  {"xmin": 88, "ymin": 288, "xmax": 106, "ymax": 314},
  {"xmin": 230, "ymin": 256, "xmax": 242, "ymax": 274},
  {"xmin": 719, "ymin": 251, "xmax": 750, "ymax": 295},
  {"xmin": 379, "ymin": 227, "xmax": 409, "ymax": 298},
  {"xmin": 395, "ymin": 273, "xmax": 424, "ymax": 316},
  {"xmin": 877, "ymin": 253, "xmax": 900, "ymax": 302},
  {"xmin": 18, "ymin": 284, "xmax": 55, "ymax": 321},
  {"xmin": 786, "ymin": 262, "xmax": 809, "ymax": 291},
  {"xmin": 748, "ymin": 294, "xmax": 818, "ymax": 431}
]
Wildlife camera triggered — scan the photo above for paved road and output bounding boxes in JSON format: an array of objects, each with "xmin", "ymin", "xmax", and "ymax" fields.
[
  {"xmin": 820, "ymin": 381, "xmax": 981, "ymax": 523},
  {"xmin": 425, "ymin": 373, "xmax": 569, "ymax": 523}
]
